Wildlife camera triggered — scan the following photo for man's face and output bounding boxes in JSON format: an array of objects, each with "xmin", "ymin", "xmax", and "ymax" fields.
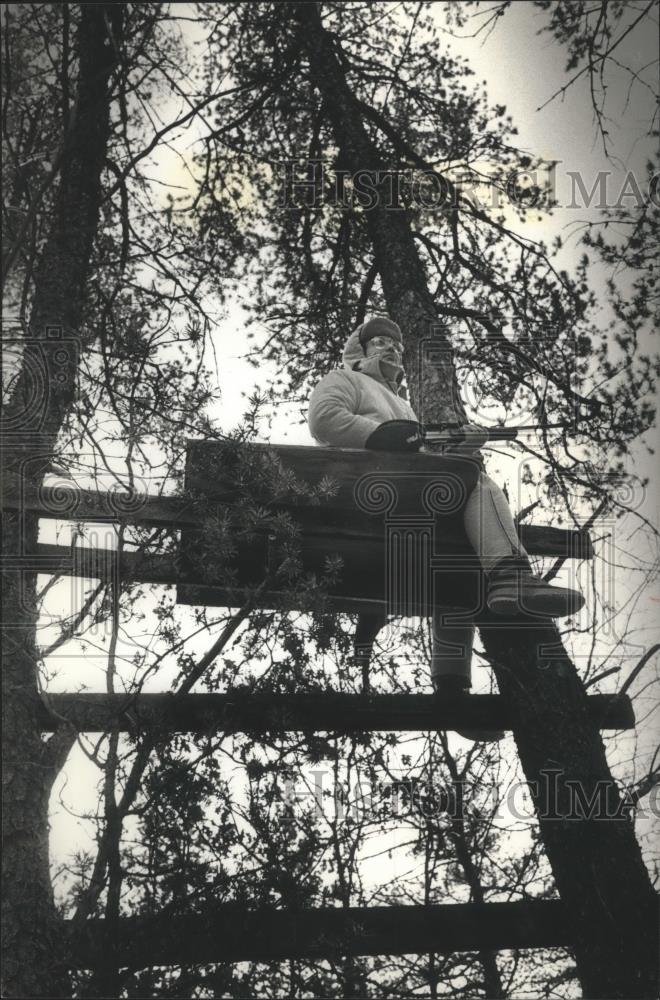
[{"xmin": 364, "ymin": 335, "xmax": 403, "ymax": 368}]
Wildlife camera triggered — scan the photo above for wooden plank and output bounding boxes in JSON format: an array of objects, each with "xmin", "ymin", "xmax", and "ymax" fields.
[
  {"xmin": 15, "ymin": 435, "xmax": 591, "ymax": 614},
  {"xmin": 185, "ymin": 439, "xmax": 483, "ymax": 513},
  {"xmin": 23, "ymin": 543, "xmax": 176, "ymax": 584},
  {"xmin": 67, "ymin": 900, "xmax": 572, "ymax": 969},
  {"xmin": 26, "ymin": 540, "xmax": 482, "ymax": 614},
  {"xmin": 24, "ymin": 540, "xmax": 581, "ymax": 617},
  {"xmin": 2, "ymin": 478, "xmax": 197, "ymax": 527},
  {"xmin": 2, "ymin": 478, "xmax": 593, "ymax": 556},
  {"xmin": 39, "ymin": 691, "xmax": 636, "ymax": 733},
  {"xmin": 182, "ymin": 441, "xmax": 593, "ymax": 556},
  {"xmin": 177, "ymin": 442, "xmax": 591, "ymax": 611},
  {"xmin": 181, "ymin": 441, "xmax": 482, "ymax": 608},
  {"xmin": 179, "ymin": 442, "xmax": 591, "ymax": 613}
]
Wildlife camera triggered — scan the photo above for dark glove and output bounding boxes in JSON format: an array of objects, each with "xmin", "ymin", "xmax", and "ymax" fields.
[{"xmin": 365, "ymin": 420, "xmax": 423, "ymax": 452}]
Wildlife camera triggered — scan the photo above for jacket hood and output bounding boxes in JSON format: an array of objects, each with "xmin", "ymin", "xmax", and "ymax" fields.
[{"xmin": 342, "ymin": 324, "xmax": 408, "ymax": 399}]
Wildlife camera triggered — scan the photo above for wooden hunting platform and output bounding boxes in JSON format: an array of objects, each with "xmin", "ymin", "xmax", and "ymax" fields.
[{"xmin": 176, "ymin": 440, "xmax": 593, "ymax": 616}]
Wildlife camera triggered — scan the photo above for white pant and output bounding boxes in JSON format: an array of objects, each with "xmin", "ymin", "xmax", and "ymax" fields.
[
  {"xmin": 464, "ymin": 472, "xmax": 527, "ymax": 574},
  {"xmin": 431, "ymin": 472, "xmax": 528, "ymax": 684}
]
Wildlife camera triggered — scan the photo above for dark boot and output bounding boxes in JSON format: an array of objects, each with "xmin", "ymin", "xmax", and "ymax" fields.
[
  {"xmin": 432, "ymin": 675, "xmax": 504, "ymax": 743},
  {"xmin": 486, "ymin": 556, "xmax": 585, "ymax": 618}
]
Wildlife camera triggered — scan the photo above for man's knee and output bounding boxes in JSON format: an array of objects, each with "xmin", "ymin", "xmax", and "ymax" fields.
[{"xmin": 477, "ymin": 471, "xmax": 501, "ymax": 494}]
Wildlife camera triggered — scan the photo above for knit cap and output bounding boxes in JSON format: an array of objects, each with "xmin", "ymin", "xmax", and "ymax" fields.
[{"xmin": 358, "ymin": 316, "xmax": 403, "ymax": 349}]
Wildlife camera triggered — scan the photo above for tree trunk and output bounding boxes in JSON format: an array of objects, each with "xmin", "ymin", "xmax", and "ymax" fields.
[
  {"xmin": 295, "ymin": 6, "xmax": 466, "ymax": 430},
  {"xmin": 296, "ymin": 4, "xmax": 659, "ymax": 997},
  {"xmin": 2, "ymin": 6, "xmax": 122, "ymax": 996}
]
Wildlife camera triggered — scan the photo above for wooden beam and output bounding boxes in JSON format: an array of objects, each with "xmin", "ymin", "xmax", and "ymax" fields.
[
  {"xmin": 183, "ymin": 441, "xmax": 594, "ymax": 557},
  {"xmin": 24, "ymin": 543, "xmax": 176, "ymax": 584},
  {"xmin": 2, "ymin": 479, "xmax": 197, "ymax": 527},
  {"xmin": 40, "ymin": 691, "xmax": 635, "ymax": 732},
  {"xmin": 68, "ymin": 900, "xmax": 572, "ymax": 969},
  {"xmin": 3, "ymin": 481, "xmax": 593, "ymax": 557},
  {"xmin": 26, "ymin": 537, "xmax": 387, "ymax": 612},
  {"xmin": 184, "ymin": 440, "xmax": 484, "ymax": 513},
  {"xmin": 3, "ymin": 483, "xmax": 594, "ymax": 562},
  {"xmin": 23, "ymin": 540, "xmax": 588, "ymax": 616}
]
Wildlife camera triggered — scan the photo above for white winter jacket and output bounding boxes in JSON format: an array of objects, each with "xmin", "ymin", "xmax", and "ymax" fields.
[{"xmin": 308, "ymin": 326, "xmax": 419, "ymax": 449}]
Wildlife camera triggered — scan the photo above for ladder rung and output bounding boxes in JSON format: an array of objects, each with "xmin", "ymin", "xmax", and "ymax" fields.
[
  {"xmin": 39, "ymin": 691, "xmax": 634, "ymax": 733},
  {"xmin": 67, "ymin": 899, "xmax": 572, "ymax": 968}
]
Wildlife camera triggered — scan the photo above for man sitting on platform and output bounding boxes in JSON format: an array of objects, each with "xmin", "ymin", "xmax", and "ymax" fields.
[{"xmin": 307, "ymin": 316, "xmax": 584, "ymax": 720}]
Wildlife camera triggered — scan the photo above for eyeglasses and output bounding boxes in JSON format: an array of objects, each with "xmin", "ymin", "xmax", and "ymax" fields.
[{"xmin": 368, "ymin": 337, "xmax": 403, "ymax": 353}]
